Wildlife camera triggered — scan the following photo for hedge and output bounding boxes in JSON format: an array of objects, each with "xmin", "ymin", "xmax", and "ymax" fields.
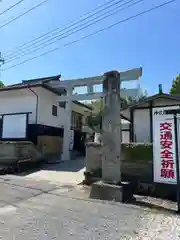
[
  {"xmin": 121, "ymin": 143, "xmax": 153, "ymax": 161},
  {"xmin": 85, "ymin": 143, "xmax": 153, "ymax": 178}
]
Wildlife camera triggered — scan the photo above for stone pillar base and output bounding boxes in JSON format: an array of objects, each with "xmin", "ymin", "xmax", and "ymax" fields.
[{"xmin": 90, "ymin": 180, "xmax": 133, "ymax": 203}]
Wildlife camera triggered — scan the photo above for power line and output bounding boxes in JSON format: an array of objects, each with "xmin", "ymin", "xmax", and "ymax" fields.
[
  {"xmin": 6, "ymin": 0, "xmax": 141, "ymax": 63},
  {"xmin": 2, "ymin": 0, "xmax": 176, "ymax": 71},
  {"xmin": 65, "ymin": 0, "xmax": 175, "ymax": 46},
  {"xmin": 3, "ymin": 0, "xmax": 125, "ymax": 58},
  {"xmin": 3, "ymin": 48, "xmax": 58, "ymax": 71},
  {"xmin": 3, "ymin": 0, "xmax": 175, "ymax": 69},
  {"xmin": 6, "ymin": 0, "xmax": 140, "ymax": 62},
  {"xmin": 0, "ymin": 0, "xmax": 26, "ymax": 17},
  {"xmin": 0, "ymin": 0, "xmax": 50, "ymax": 30}
]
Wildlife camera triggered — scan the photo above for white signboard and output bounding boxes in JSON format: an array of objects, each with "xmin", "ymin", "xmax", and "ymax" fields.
[
  {"xmin": 152, "ymin": 106, "xmax": 179, "ymax": 184},
  {"xmin": 69, "ymin": 130, "xmax": 74, "ymax": 151},
  {"xmin": 2, "ymin": 114, "xmax": 27, "ymax": 139},
  {"xmin": 153, "ymin": 105, "xmax": 180, "ymax": 117}
]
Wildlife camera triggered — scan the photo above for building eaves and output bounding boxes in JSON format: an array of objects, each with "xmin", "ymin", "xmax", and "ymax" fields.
[
  {"xmin": 0, "ymin": 78, "xmax": 92, "ymax": 111},
  {"xmin": 121, "ymin": 93, "xmax": 180, "ymax": 110}
]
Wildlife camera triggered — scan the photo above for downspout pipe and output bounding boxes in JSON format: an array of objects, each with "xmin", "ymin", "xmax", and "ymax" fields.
[{"xmin": 27, "ymin": 86, "xmax": 38, "ymax": 124}]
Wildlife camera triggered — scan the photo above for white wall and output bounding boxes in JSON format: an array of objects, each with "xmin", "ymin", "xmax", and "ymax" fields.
[
  {"xmin": 0, "ymin": 87, "xmax": 66, "ymax": 127},
  {"xmin": 37, "ymin": 88, "xmax": 92, "ymax": 128},
  {"xmin": 36, "ymin": 87, "xmax": 65, "ymax": 127},
  {"xmin": 122, "ymin": 131, "xmax": 130, "ymax": 143},
  {"xmin": 133, "ymin": 108, "xmax": 151, "ymax": 142},
  {"xmin": 0, "ymin": 87, "xmax": 91, "ymax": 129},
  {"xmin": 133, "ymin": 98, "xmax": 180, "ymax": 143},
  {"xmin": 121, "ymin": 119, "xmax": 130, "ymax": 130},
  {"xmin": 0, "ymin": 89, "xmax": 37, "ymax": 123}
]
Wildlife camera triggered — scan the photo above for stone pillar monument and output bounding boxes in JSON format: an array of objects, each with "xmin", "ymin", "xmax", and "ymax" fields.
[
  {"xmin": 102, "ymin": 71, "xmax": 121, "ymax": 184},
  {"xmin": 90, "ymin": 70, "xmax": 133, "ymax": 202}
]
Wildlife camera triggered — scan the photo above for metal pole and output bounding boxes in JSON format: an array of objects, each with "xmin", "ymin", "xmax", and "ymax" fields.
[
  {"xmin": 100, "ymin": 97, "xmax": 103, "ymax": 131},
  {"xmin": 0, "ymin": 52, "xmax": 5, "ymax": 80},
  {"xmin": 174, "ymin": 114, "xmax": 180, "ymax": 213}
]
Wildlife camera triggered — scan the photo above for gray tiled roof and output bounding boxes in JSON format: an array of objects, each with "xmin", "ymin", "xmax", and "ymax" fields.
[{"xmin": 1, "ymin": 75, "xmax": 92, "ymax": 110}]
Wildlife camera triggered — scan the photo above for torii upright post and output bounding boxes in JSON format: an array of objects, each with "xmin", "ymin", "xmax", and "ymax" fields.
[{"xmin": 61, "ymin": 87, "xmax": 73, "ymax": 161}]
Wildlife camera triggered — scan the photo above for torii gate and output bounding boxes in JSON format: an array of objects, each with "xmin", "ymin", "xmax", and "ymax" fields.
[{"xmin": 47, "ymin": 67, "xmax": 142, "ymax": 161}]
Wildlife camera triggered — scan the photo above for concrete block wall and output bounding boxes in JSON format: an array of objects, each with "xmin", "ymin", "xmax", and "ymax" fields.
[
  {"xmin": 85, "ymin": 142, "xmax": 153, "ymax": 181},
  {"xmin": 0, "ymin": 143, "xmax": 16, "ymax": 164},
  {"xmin": 15, "ymin": 142, "xmax": 41, "ymax": 162},
  {"xmin": 85, "ymin": 143, "xmax": 178, "ymax": 200},
  {"xmin": 0, "ymin": 141, "xmax": 42, "ymax": 165},
  {"xmin": 85, "ymin": 142, "xmax": 102, "ymax": 172}
]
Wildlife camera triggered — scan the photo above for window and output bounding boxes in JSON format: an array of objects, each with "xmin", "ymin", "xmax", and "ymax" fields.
[
  {"xmin": 52, "ymin": 105, "xmax": 57, "ymax": 116},
  {"xmin": 59, "ymin": 101, "xmax": 66, "ymax": 108}
]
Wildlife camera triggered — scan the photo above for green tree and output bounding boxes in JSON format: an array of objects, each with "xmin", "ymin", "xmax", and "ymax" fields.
[
  {"xmin": 170, "ymin": 75, "xmax": 180, "ymax": 95},
  {"xmin": 0, "ymin": 81, "xmax": 4, "ymax": 88},
  {"xmin": 121, "ymin": 90, "xmax": 148, "ymax": 108},
  {"xmin": 86, "ymin": 90, "xmax": 148, "ymax": 132},
  {"xmin": 86, "ymin": 99, "xmax": 104, "ymax": 133}
]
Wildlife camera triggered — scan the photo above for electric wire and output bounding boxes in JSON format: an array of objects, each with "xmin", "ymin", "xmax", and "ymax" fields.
[
  {"xmin": 0, "ymin": 0, "xmax": 26, "ymax": 17},
  {"xmin": 6, "ymin": 0, "xmax": 142, "ymax": 63},
  {"xmin": 3, "ymin": 0, "xmax": 128, "ymax": 59},
  {"xmin": 0, "ymin": 0, "xmax": 50, "ymax": 30},
  {"xmin": 2, "ymin": 0, "xmax": 176, "ymax": 71}
]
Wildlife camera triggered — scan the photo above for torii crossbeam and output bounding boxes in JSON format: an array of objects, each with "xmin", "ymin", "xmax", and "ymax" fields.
[{"xmin": 47, "ymin": 67, "xmax": 142, "ymax": 161}]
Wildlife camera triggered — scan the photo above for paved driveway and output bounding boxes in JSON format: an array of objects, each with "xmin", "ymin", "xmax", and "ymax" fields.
[
  {"xmin": 26, "ymin": 158, "xmax": 85, "ymax": 185},
  {"xmin": 0, "ymin": 175, "xmax": 179, "ymax": 239},
  {"xmin": 0, "ymin": 159, "xmax": 179, "ymax": 239}
]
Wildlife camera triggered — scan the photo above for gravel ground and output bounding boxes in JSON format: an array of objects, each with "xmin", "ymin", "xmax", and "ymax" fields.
[{"xmin": 0, "ymin": 175, "xmax": 179, "ymax": 239}]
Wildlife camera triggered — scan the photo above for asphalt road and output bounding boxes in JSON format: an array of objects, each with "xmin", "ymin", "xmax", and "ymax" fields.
[{"xmin": 0, "ymin": 175, "xmax": 179, "ymax": 239}]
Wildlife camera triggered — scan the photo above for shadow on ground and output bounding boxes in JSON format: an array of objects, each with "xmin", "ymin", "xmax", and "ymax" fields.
[
  {"xmin": 15, "ymin": 165, "xmax": 42, "ymax": 177},
  {"xmin": 131, "ymin": 195, "xmax": 177, "ymax": 214},
  {"xmin": 43, "ymin": 159, "xmax": 85, "ymax": 172},
  {"xmin": 14, "ymin": 158, "xmax": 85, "ymax": 178}
]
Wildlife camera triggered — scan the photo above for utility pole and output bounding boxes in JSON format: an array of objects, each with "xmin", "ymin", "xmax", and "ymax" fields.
[{"xmin": 0, "ymin": 52, "xmax": 5, "ymax": 79}]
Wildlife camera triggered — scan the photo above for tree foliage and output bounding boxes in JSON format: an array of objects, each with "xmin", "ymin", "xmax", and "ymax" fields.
[
  {"xmin": 170, "ymin": 75, "xmax": 180, "ymax": 95},
  {"xmin": 121, "ymin": 90, "xmax": 148, "ymax": 108},
  {"xmin": 86, "ymin": 99, "xmax": 103, "ymax": 133},
  {"xmin": 0, "ymin": 81, "xmax": 4, "ymax": 88},
  {"xmin": 86, "ymin": 90, "xmax": 148, "ymax": 132}
]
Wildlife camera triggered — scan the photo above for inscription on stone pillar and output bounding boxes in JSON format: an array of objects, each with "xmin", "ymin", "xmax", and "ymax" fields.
[{"xmin": 102, "ymin": 71, "xmax": 121, "ymax": 184}]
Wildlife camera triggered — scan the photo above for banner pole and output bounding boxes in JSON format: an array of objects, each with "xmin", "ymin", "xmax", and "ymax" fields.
[{"xmin": 174, "ymin": 114, "xmax": 180, "ymax": 213}]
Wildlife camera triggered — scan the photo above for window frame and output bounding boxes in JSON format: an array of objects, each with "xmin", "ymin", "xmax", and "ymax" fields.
[{"xmin": 52, "ymin": 105, "xmax": 58, "ymax": 116}]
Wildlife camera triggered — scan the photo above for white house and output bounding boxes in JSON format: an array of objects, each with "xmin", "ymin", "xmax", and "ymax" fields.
[
  {"xmin": 121, "ymin": 93, "xmax": 180, "ymax": 142},
  {"xmin": 0, "ymin": 75, "xmax": 92, "ymax": 156}
]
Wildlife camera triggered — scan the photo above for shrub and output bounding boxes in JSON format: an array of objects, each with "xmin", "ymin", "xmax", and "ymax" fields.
[{"xmin": 122, "ymin": 143, "xmax": 153, "ymax": 161}]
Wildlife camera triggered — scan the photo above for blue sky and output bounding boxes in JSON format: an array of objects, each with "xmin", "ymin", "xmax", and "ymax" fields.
[{"xmin": 0, "ymin": 0, "xmax": 179, "ymax": 95}]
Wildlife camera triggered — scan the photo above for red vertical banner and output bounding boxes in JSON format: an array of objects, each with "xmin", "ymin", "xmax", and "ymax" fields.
[
  {"xmin": 153, "ymin": 107, "xmax": 177, "ymax": 184},
  {"xmin": 160, "ymin": 122, "xmax": 175, "ymax": 181}
]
